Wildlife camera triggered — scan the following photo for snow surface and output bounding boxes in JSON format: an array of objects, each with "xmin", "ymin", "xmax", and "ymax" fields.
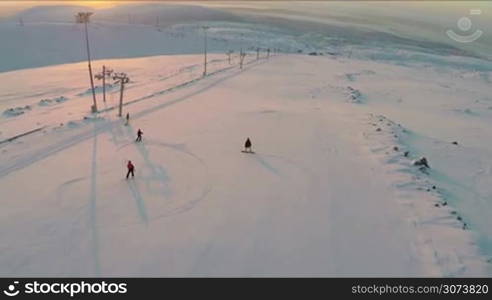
[
  {"xmin": 1, "ymin": 2, "xmax": 491, "ymax": 277},
  {"xmin": 0, "ymin": 52, "xmax": 490, "ymax": 276}
]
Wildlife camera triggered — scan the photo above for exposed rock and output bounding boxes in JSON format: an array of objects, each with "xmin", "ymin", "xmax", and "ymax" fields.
[{"xmin": 413, "ymin": 157, "xmax": 430, "ymax": 168}]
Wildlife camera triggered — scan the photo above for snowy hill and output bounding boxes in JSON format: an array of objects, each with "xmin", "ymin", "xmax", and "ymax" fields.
[
  {"xmin": 9, "ymin": 5, "xmax": 92, "ymax": 23},
  {"xmin": 0, "ymin": 2, "xmax": 491, "ymax": 277},
  {"xmin": 0, "ymin": 16, "xmax": 296, "ymax": 73},
  {"xmin": 1, "ymin": 2, "xmax": 490, "ymax": 73},
  {"xmin": 10, "ymin": 3, "xmax": 242, "ymax": 25},
  {"xmin": 1, "ymin": 52, "xmax": 491, "ymax": 276}
]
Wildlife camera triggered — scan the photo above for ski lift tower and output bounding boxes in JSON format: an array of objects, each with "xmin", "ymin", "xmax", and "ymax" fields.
[
  {"xmin": 76, "ymin": 12, "xmax": 98, "ymax": 113},
  {"xmin": 239, "ymin": 33, "xmax": 245, "ymax": 69},
  {"xmin": 95, "ymin": 66, "xmax": 113, "ymax": 103},
  {"xmin": 113, "ymin": 72, "xmax": 130, "ymax": 117},
  {"xmin": 202, "ymin": 26, "xmax": 210, "ymax": 76}
]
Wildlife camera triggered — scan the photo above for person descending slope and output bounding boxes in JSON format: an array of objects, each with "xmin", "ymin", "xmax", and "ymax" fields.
[
  {"xmin": 243, "ymin": 137, "xmax": 254, "ymax": 153},
  {"xmin": 136, "ymin": 129, "xmax": 143, "ymax": 142},
  {"xmin": 125, "ymin": 112, "xmax": 130, "ymax": 125},
  {"xmin": 126, "ymin": 160, "xmax": 135, "ymax": 179}
]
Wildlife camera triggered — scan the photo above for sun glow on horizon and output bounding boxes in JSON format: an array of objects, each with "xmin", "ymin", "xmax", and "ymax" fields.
[
  {"xmin": 70, "ymin": 1, "xmax": 120, "ymax": 9},
  {"xmin": 0, "ymin": 1, "xmax": 119, "ymax": 10}
]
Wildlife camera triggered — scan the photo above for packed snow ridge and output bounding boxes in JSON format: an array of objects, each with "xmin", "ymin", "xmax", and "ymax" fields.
[{"xmin": 363, "ymin": 114, "xmax": 486, "ymax": 276}]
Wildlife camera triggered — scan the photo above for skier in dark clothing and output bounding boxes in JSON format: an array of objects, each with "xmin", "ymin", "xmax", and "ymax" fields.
[
  {"xmin": 244, "ymin": 137, "xmax": 252, "ymax": 153},
  {"xmin": 126, "ymin": 160, "xmax": 135, "ymax": 179},
  {"xmin": 125, "ymin": 113, "xmax": 130, "ymax": 125},
  {"xmin": 136, "ymin": 129, "xmax": 143, "ymax": 142}
]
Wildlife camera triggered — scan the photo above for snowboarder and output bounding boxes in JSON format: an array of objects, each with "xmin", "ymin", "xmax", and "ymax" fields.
[
  {"xmin": 136, "ymin": 129, "xmax": 143, "ymax": 142},
  {"xmin": 244, "ymin": 137, "xmax": 253, "ymax": 153},
  {"xmin": 125, "ymin": 112, "xmax": 130, "ymax": 125},
  {"xmin": 126, "ymin": 160, "xmax": 135, "ymax": 179}
]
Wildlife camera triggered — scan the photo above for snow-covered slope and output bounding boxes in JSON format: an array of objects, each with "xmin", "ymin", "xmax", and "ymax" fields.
[
  {"xmin": 1, "ymin": 2, "xmax": 491, "ymax": 277},
  {"xmin": 0, "ymin": 20, "xmax": 300, "ymax": 73},
  {"xmin": 2, "ymin": 2, "xmax": 490, "ymax": 73},
  {"xmin": 0, "ymin": 53, "xmax": 490, "ymax": 276},
  {"xmin": 0, "ymin": 3, "xmax": 299, "ymax": 73}
]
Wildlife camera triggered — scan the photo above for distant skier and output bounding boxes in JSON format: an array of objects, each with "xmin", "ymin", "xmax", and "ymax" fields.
[
  {"xmin": 125, "ymin": 112, "xmax": 130, "ymax": 125},
  {"xmin": 136, "ymin": 129, "xmax": 143, "ymax": 142},
  {"xmin": 126, "ymin": 160, "xmax": 135, "ymax": 179},
  {"xmin": 244, "ymin": 137, "xmax": 253, "ymax": 153}
]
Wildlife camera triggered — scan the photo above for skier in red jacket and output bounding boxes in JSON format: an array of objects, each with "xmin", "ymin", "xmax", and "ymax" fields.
[{"xmin": 126, "ymin": 160, "xmax": 135, "ymax": 179}]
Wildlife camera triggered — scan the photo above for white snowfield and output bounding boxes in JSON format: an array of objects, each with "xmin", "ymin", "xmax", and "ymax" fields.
[{"xmin": 0, "ymin": 53, "xmax": 491, "ymax": 276}]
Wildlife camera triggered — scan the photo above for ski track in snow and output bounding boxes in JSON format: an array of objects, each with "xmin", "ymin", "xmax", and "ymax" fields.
[
  {"xmin": 45, "ymin": 56, "xmax": 265, "ymax": 233},
  {"xmin": 0, "ymin": 57, "xmax": 266, "ymax": 179},
  {"xmin": 89, "ymin": 124, "xmax": 102, "ymax": 276}
]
